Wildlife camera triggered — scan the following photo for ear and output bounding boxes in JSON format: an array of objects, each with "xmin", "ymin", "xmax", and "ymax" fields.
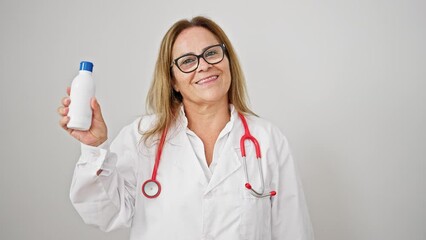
[
  {"xmin": 170, "ymin": 76, "xmax": 180, "ymax": 92},
  {"xmin": 170, "ymin": 69, "xmax": 179, "ymax": 92},
  {"xmin": 173, "ymin": 84, "xmax": 180, "ymax": 92}
]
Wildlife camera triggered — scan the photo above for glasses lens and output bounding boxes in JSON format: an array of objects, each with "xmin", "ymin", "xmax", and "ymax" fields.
[
  {"xmin": 203, "ymin": 45, "xmax": 224, "ymax": 64},
  {"xmin": 174, "ymin": 44, "xmax": 225, "ymax": 73},
  {"xmin": 177, "ymin": 55, "xmax": 198, "ymax": 73}
]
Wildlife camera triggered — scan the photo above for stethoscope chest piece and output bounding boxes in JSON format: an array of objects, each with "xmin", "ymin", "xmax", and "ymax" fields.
[{"xmin": 142, "ymin": 180, "xmax": 161, "ymax": 198}]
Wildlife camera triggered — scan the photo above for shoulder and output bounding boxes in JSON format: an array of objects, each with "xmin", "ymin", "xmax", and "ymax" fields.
[
  {"xmin": 108, "ymin": 114, "xmax": 160, "ymax": 155},
  {"xmin": 242, "ymin": 114, "xmax": 289, "ymax": 147},
  {"xmin": 243, "ymin": 115, "xmax": 285, "ymax": 136},
  {"xmin": 135, "ymin": 114, "xmax": 159, "ymax": 133},
  {"xmin": 113, "ymin": 114, "xmax": 159, "ymax": 143}
]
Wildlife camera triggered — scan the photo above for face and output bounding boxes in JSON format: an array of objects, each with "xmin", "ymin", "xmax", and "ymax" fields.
[{"xmin": 171, "ymin": 27, "xmax": 231, "ymax": 107}]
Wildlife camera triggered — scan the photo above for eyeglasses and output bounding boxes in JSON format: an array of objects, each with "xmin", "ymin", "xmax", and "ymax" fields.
[{"xmin": 171, "ymin": 43, "xmax": 226, "ymax": 73}]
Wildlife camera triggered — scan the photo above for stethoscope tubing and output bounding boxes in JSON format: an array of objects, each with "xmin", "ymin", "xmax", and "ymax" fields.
[
  {"xmin": 238, "ymin": 113, "xmax": 261, "ymax": 158},
  {"xmin": 239, "ymin": 113, "xmax": 276, "ymax": 198},
  {"xmin": 142, "ymin": 113, "xmax": 276, "ymax": 199},
  {"xmin": 141, "ymin": 127, "xmax": 168, "ymax": 198},
  {"xmin": 151, "ymin": 128, "xmax": 168, "ymax": 181}
]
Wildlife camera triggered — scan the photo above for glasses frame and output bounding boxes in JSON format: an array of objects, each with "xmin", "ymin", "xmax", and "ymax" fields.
[{"xmin": 170, "ymin": 43, "xmax": 226, "ymax": 73}]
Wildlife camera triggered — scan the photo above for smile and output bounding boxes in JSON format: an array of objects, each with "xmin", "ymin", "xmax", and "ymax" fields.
[{"xmin": 195, "ymin": 75, "xmax": 218, "ymax": 85}]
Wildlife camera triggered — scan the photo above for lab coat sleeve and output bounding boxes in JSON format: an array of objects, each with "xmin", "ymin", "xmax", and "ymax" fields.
[
  {"xmin": 271, "ymin": 129, "xmax": 315, "ymax": 240},
  {"xmin": 69, "ymin": 121, "xmax": 139, "ymax": 232}
]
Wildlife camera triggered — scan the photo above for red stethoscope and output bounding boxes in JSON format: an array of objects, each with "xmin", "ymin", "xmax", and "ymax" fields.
[{"xmin": 141, "ymin": 113, "xmax": 277, "ymax": 199}]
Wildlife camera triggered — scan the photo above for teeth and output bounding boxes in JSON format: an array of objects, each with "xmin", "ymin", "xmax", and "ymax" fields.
[{"xmin": 196, "ymin": 75, "xmax": 217, "ymax": 84}]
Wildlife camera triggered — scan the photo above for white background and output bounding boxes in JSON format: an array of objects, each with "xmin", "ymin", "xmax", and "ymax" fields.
[{"xmin": 1, "ymin": 0, "xmax": 425, "ymax": 239}]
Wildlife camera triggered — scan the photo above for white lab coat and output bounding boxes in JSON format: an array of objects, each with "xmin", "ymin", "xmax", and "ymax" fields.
[{"xmin": 70, "ymin": 108, "xmax": 314, "ymax": 240}]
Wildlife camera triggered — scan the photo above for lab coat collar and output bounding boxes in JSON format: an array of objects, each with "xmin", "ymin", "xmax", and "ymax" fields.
[
  {"xmin": 167, "ymin": 104, "xmax": 238, "ymax": 148},
  {"xmin": 165, "ymin": 104, "xmax": 243, "ymax": 194}
]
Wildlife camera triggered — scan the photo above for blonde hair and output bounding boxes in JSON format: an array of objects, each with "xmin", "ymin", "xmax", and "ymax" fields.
[{"xmin": 143, "ymin": 16, "xmax": 255, "ymax": 142}]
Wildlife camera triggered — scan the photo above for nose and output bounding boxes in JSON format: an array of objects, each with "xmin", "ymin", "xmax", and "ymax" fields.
[{"xmin": 197, "ymin": 56, "xmax": 212, "ymax": 72}]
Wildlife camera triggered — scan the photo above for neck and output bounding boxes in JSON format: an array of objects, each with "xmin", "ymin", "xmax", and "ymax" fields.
[{"xmin": 183, "ymin": 100, "xmax": 230, "ymax": 133}]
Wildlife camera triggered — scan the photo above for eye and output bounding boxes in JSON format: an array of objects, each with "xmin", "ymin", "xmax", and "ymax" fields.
[
  {"xmin": 205, "ymin": 49, "xmax": 218, "ymax": 57},
  {"xmin": 179, "ymin": 56, "xmax": 196, "ymax": 66}
]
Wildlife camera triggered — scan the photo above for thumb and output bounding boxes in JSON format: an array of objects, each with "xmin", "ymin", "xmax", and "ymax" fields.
[{"xmin": 91, "ymin": 97, "xmax": 105, "ymax": 122}]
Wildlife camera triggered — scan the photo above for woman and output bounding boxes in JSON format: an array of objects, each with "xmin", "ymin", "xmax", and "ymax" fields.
[{"xmin": 58, "ymin": 16, "xmax": 314, "ymax": 240}]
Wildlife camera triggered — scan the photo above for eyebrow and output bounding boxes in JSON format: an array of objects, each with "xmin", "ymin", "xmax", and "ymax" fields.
[{"xmin": 175, "ymin": 43, "xmax": 220, "ymax": 59}]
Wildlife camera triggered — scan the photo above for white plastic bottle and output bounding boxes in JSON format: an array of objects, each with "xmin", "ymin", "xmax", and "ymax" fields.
[{"xmin": 67, "ymin": 61, "xmax": 95, "ymax": 131}]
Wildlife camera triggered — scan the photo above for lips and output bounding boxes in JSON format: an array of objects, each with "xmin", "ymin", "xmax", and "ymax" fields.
[{"xmin": 195, "ymin": 75, "xmax": 218, "ymax": 85}]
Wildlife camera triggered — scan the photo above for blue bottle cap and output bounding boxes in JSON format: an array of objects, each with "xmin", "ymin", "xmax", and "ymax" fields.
[{"xmin": 80, "ymin": 61, "xmax": 94, "ymax": 72}]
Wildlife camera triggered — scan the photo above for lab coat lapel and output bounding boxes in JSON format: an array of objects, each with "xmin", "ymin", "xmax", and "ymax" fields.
[
  {"xmin": 204, "ymin": 124, "xmax": 242, "ymax": 195},
  {"xmin": 167, "ymin": 122, "xmax": 209, "ymax": 186}
]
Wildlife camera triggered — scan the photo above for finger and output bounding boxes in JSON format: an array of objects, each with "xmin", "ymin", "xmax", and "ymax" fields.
[
  {"xmin": 91, "ymin": 97, "xmax": 105, "ymax": 122},
  {"xmin": 59, "ymin": 114, "xmax": 75, "ymax": 138},
  {"xmin": 70, "ymin": 129, "xmax": 84, "ymax": 142},
  {"xmin": 57, "ymin": 106, "xmax": 69, "ymax": 116},
  {"xmin": 66, "ymin": 87, "xmax": 71, "ymax": 96},
  {"xmin": 59, "ymin": 116, "xmax": 70, "ymax": 129},
  {"xmin": 62, "ymin": 96, "xmax": 70, "ymax": 107}
]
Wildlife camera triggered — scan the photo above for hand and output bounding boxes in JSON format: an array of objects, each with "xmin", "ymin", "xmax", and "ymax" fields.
[{"xmin": 58, "ymin": 87, "xmax": 108, "ymax": 147}]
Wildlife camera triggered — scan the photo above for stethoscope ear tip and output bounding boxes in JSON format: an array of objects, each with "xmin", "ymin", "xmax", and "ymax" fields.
[{"xmin": 270, "ymin": 191, "xmax": 277, "ymax": 196}]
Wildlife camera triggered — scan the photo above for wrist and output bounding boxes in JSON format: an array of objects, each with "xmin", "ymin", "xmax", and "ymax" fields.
[{"xmin": 93, "ymin": 137, "xmax": 107, "ymax": 147}]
